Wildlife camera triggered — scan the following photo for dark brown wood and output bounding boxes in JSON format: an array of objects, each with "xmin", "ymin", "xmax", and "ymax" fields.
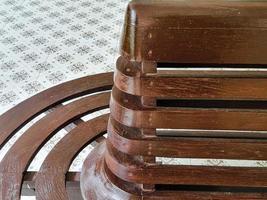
[
  {"xmin": 121, "ymin": 1, "xmax": 267, "ymax": 64},
  {"xmin": 22, "ymin": 172, "xmax": 81, "ymax": 196},
  {"xmin": 81, "ymin": 142, "xmax": 139, "ymax": 200},
  {"xmin": 110, "ymin": 86, "xmax": 267, "ymax": 131},
  {"xmin": 3, "ymin": 0, "xmax": 267, "ymax": 199},
  {"xmin": 143, "ymin": 191, "xmax": 267, "ymax": 200},
  {"xmin": 0, "ymin": 72, "xmax": 113, "ymax": 149},
  {"xmin": 0, "ymin": 91, "xmax": 110, "ymax": 199},
  {"xmin": 35, "ymin": 114, "xmax": 109, "ymax": 200},
  {"xmin": 81, "ymin": 140, "xmax": 267, "ymax": 200},
  {"xmin": 115, "ymin": 60, "xmax": 267, "ymax": 100},
  {"xmin": 109, "ymin": 118, "xmax": 267, "ymax": 160},
  {"xmin": 105, "ymin": 143, "xmax": 267, "ymax": 187},
  {"xmin": 82, "ymin": 1, "xmax": 267, "ymax": 199}
]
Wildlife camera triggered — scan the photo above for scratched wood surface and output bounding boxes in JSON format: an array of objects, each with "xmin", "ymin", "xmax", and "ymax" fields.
[{"xmin": 35, "ymin": 114, "xmax": 109, "ymax": 200}]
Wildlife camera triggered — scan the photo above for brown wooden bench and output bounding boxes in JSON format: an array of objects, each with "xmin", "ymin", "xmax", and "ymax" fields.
[
  {"xmin": 2, "ymin": 1, "xmax": 267, "ymax": 199},
  {"xmin": 81, "ymin": 1, "xmax": 267, "ymax": 199}
]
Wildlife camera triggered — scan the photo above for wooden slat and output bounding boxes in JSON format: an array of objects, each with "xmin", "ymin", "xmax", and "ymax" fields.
[
  {"xmin": 35, "ymin": 114, "xmax": 109, "ymax": 200},
  {"xmin": 105, "ymin": 145, "xmax": 267, "ymax": 187},
  {"xmin": 0, "ymin": 72, "xmax": 113, "ymax": 149},
  {"xmin": 142, "ymin": 76, "xmax": 267, "ymax": 100},
  {"xmin": 115, "ymin": 68, "xmax": 267, "ymax": 99},
  {"xmin": 23, "ymin": 171, "xmax": 81, "ymax": 182},
  {"xmin": 156, "ymin": 69, "xmax": 267, "ymax": 78},
  {"xmin": 84, "ymin": 141, "xmax": 267, "ymax": 200},
  {"xmin": 108, "ymin": 118, "xmax": 267, "ymax": 160},
  {"xmin": 0, "ymin": 92, "xmax": 110, "ymax": 200},
  {"xmin": 111, "ymin": 93, "xmax": 267, "ymax": 131},
  {"xmin": 143, "ymin": 191, "xmax": 267, "ymax": 200},
  {"xmin": 22, "ymin": 172, "xmax": 82, "ymax": 197}
]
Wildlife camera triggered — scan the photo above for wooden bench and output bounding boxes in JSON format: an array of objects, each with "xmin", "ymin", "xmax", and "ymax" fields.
[
  {"xmin": 81, "ymin": 1, "xmax": 267, "ymax": 199},
  {"xmin": 1, "ymin": 1, "xmax": 267, "ymax": 199}
]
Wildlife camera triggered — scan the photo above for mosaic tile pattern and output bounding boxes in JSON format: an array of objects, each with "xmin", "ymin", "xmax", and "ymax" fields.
[{"xmin": 0, "ymin": 0, "xmax": 128, "ymax": 114}]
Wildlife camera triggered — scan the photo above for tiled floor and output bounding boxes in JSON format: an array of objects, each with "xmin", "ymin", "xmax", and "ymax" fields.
[
  {"xmin": 0, "ymin": 0, "xmax": 128, "ymax": 115},
  {"xmin": 1, "ymin": 0, "xmax": 267, "ymax": 199}
]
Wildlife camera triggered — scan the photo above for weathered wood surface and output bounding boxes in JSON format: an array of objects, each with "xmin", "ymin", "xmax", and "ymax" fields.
[
  {"xmin": 82, "ymin": 141, "xmax": 267, "ymax": 200},
  {"xmin": 35, "ymin": 114, "xmax": 109, "ymax": 200}
]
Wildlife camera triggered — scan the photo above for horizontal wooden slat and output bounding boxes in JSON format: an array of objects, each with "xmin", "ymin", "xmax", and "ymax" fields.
[
  {"xmin": 157, "ymin": 69, "xmax": 267, "ymax": 78},
  {"xmin": 111, "ymin": 91, "xmax": 267, "ymax": 131},
  {"xmin": 143, "ymin": 76, "xmax": 267, "ymax": 100},
  {"xmin": 82, "ymin": 142, "xmax": 267, "ymax": 200},
  {"xmin": 143, "ymin": 191, "xmax": 267, "ymax": 200},
  {"xmin": 115, "ymin": 67, "xmax": 267, "ymax": 99},
  {"xmin": 105, "ymin": 145, "xmax": 267, "ymax": 187},
  {"xmin": 108, "ymin": 118, "xmax": 267, "ymax": 160}
]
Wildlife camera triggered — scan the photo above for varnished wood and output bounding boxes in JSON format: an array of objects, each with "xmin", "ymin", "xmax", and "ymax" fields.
[
  {"xmin": 87, "ymin": 1, "xmax": 267, "ymax": 199},
  {"xmin": 121, "ymin": 1, "xmax": 267, "ymax": 63},
  {"xmin": 109, "ymin": 118, "xmax": 267, "ymax": 160},
  {"xmin": 2, "ymin": 0, "xmax": 267, "ymax": 199},
  {"xmin": 0, "ymin": 72, "xmax": 113, "ymax": 149},
  {"xmin": 115, "ymin": 59, "xmax": 267, "ymax": 100},
  {"xmin": 111, "ymin": 86, "xmax": 267, "ymax": 131},
  {"xmin": 82, "ymin": 140, "xmax": 267, "ymax": 200},
  {"xmin": 105, "ymin": 143, "xmax": 267, "ymax": 187},
  {"xmin": 35, "ymin": 114, "xmax": 109, "ymax": 200},
  {"xmin": 0, "ymin": 90, "xmax": 110, "ymax": 199}
]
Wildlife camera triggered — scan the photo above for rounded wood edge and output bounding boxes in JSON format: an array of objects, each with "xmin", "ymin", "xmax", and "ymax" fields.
[
  {"xmin": 0, "ymin": 72, "xmax": 113, "ymax": 149},
  {"xmin": 0, "ymin": 92, "xmax": 110, "ymax": 199},
  {"xmin": 35, "ymin": 114, "xmax": 109, "ymax": 200},
  {"xmin": 80, "ymin": 141, "xmax": 139, "ymax": 200}
]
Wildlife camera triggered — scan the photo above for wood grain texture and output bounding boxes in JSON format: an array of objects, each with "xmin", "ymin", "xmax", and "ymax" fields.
[
  {"xmin": 0, "ymin": 92, "xmax": 110, "ymax": 200},
  {"xmin": 35, "ymin": 114, "xmax": 109, "ymax": 200},
  {"xmin": 105, "ymin": 143, "xmax": 267, "ymax": 187},
  {"xmin": 108, "ymin": 117, "xmax": 267, "ymax": 160},
  {"xmin": 81, "ymin": 142, "xmax": 139, "ymax": 200},
  {"xmin": 81, "ymin": 140, "xmax": 267, "ymax": 200},
  {"xmin": 99, "ymin": 1, "xmax": 267, "ymax": 197},
  {"xmin": 121, "ymin": 1, "xmax": 267, "ymax": 63},
  {"xmin": 111, "ymin": 87, "xmax": 267, "ymax": 131},
  {"xmin": 115, "ymin": 63, "xmax": 267, "ymax": 100},
  {"xmin": 0, "ymin": 72, "xmax": 113, "ymax": 149}
]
